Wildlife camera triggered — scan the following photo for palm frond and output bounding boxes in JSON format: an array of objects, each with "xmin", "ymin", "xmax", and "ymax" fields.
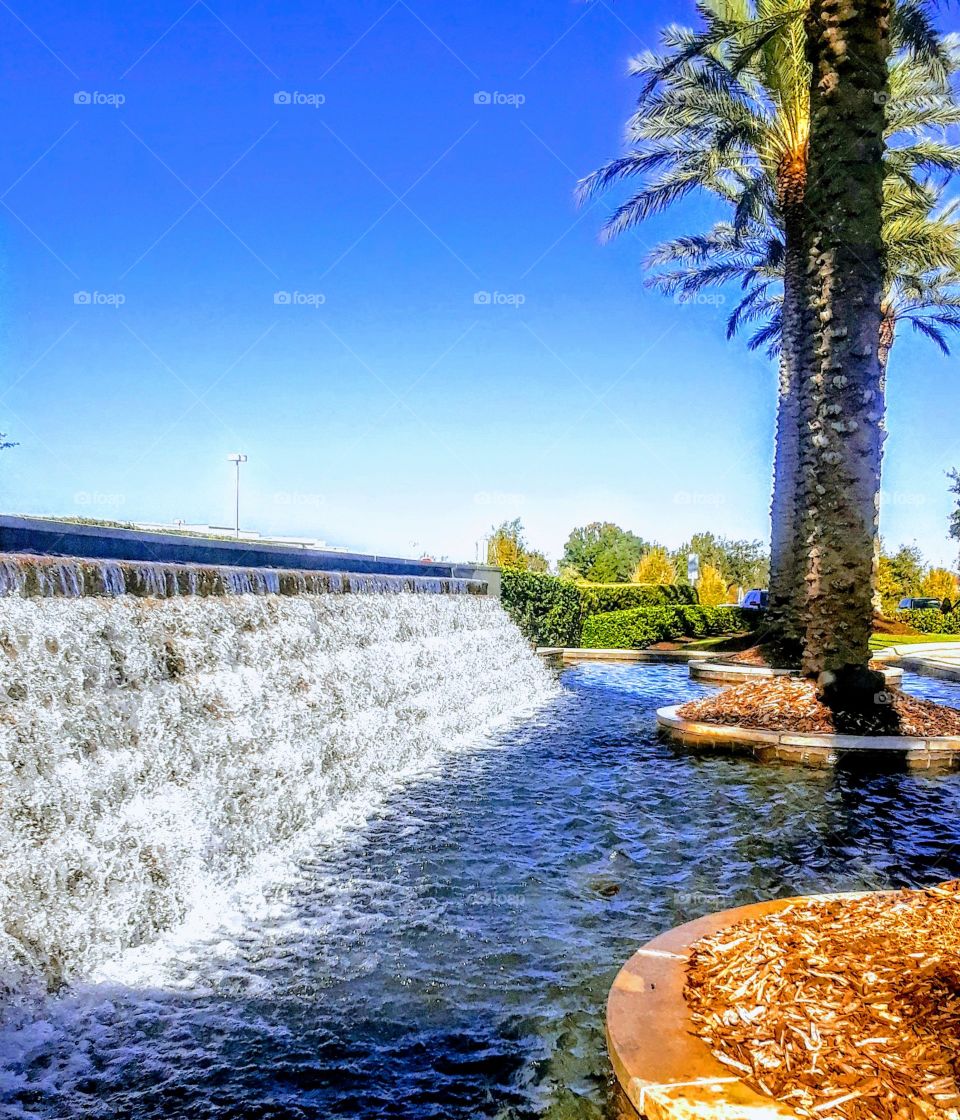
[
  {"xmin": 892, "ymin": 0, "xmax": 953, "ymax": 78},
  {"xmin": 579, "ymin": 0, "xmax": 960, "ymax": 369}
]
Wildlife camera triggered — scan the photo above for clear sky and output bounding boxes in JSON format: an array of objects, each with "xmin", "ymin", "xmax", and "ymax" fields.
[{"xmin": 1, "ymin": 0, "xmax": 958, "ymax": 566}]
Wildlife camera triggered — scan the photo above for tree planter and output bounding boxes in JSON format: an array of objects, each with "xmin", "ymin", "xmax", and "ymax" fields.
[
  {"xmin": 607, "ymin": 896, "xmax": 823, "ymax": 1119},
  {"xmin": 687, "ymin": 661, "xmax": 903, "ymax": 689},
  {"xmin": 656, "ymin": 705, "xmax": 960, "ymax": 771}
]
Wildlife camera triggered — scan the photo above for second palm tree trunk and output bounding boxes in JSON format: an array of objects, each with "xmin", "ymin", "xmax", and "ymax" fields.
[{"xmin": 767, "ymin": 153, "xmax": 809, "ymax": 660}]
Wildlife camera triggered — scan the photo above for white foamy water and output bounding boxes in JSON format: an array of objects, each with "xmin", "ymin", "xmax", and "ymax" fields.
[{"xmin": 0, "ymin": 591, "xmax": 556, "ymax": 1003}]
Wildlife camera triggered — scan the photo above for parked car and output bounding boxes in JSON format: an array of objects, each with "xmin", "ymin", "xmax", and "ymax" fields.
[
  {"xmin": 740, "ymin": 589, "xmax": 768, "ymax": 610},
  {"xmin": 897, "ymin": 597, "xmax": 943, "ymax": 611}
]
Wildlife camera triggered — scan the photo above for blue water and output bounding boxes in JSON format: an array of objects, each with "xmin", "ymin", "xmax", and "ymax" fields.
[{"xmin": 3, "ymin": 662, "xmax": 960, "ymax": 1120}]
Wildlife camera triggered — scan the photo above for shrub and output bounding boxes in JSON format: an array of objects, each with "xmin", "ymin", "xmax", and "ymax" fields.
[
  {"xmin": 500, "ymin": 569, "xmax": 582, "ymax": 647},
  {"xmin": 897, "ymin": 608, "xmax": 960, "ymax": 635},
  {"xmin": 581, "ymin": 605, "xmax": 753, "ymax": 649},
  {"xmin": 500, "ymin": 572, "xmax": 709, "ymax": 648},
  {"xmin": 577, "ymin": 582, "xmax": 698, "ymax": 619}
]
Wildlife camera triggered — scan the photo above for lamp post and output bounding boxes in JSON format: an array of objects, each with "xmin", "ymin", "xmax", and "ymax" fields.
[{"xmin": 227, "ymin": 453, "xmax": 247, "ymax": 539}]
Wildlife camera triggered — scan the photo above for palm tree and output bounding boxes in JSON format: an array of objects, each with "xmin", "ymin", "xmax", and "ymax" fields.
[
  {"xmin": 648, "ymin": 187, "xmax": 960, "ymax": 622},
  {"xmin": 796, "ymin": 0, "xmax": 892, "ymax": 703},
  {"xmin": 578, "ymin": 0, "xmax": 957, "ymax": 666}
]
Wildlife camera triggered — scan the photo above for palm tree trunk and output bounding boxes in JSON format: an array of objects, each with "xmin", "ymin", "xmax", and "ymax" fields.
[
  {"xmin": 871, "ymin": 308, "xmax": 895, "ymax": 615},
  {"xmin": 798, "ymin": 0, "xmax": 892, "ymax": 706},
  {"xmin": 767, "ymin": 158, "xmax": 808, "ymax": 662}
]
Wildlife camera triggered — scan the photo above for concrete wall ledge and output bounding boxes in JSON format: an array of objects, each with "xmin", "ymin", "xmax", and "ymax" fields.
[
  {"xmin": 876, "ymin": 641, "xmax": 960, "ymax": 659},
  {"xmin": 688, "ymin": 660, "xmax": 794, "ymax": 683},
  {"xmin": 557, "ymin": 648, "xmax": 715, "ymax": 664},
  {"xmin": 657, "ymin": 705, "xmax": 960, "ymax": 771},
  {"xmin": 688, "ymin": 660, "xmax": 904, "ymax": 689},
  {"xmin": 897, "ymin": 656, "xmax": 960, "ymax": 683}
]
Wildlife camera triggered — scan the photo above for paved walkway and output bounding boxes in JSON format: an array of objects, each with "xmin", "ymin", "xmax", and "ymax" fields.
[{"xmin": 875, "ymin": 642, "xmax": 960, "ymax": 682}]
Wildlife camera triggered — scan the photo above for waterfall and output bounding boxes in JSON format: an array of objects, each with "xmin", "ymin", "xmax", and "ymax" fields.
[
  {"xmin": 0, "ymin": 589, "xmax": 556, "ymax": 1004},
  {"xmin": 0, "ymin": 555, "xmax": 483, "ymax": 599}
]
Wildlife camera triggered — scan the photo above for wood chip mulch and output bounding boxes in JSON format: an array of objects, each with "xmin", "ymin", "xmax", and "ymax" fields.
[
  {"xmin": 686, "ymin": 884, "xmax": 960, "ymax": 1119},
  {"xmin": 725, "ymin": 648, "xmax": 887, "ymax": 671},
  {"xmin": 727, "ymin": 646, "xmax": 774, "ymax": 666},
  {"xmin": 677, "ymin": 677, "xmax": 960, "ymax": 737}
]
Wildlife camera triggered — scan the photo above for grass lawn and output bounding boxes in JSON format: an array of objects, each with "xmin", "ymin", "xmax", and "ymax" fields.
[
  {"xmin": 658, "ymin": 632, "xmax": 960, "ymax": 655},
  {"xmin": 679, "ymin": 634, "xmax": 751, "ymax": 651},
  {"xmin": 869, "ymin": 633, "xmax": 960, "ymax": 651},
  {"xmin": 652, "ymin": 633, "xmax": 756, "ymax": 653}
]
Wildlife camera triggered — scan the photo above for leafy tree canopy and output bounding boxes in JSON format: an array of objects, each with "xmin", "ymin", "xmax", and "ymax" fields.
[
  {"xmin": 562, "ymin": 521, "xmax": 651, "ymax": 583},
  {"xmin": 888, "ymin": 543, "xmax": 926, "ymax": 598},
  {"xmin": 697, "ymin": 564, "xmax": 730, "ymax": 607},
  {"xmin": 487, "ymin": 519, "xmax": 548, "ymax": 572},
  {"xmin": 922, "ymin": 567, "xmax": 958, "ymax": 602},
  {"xmin": 633, "ymin": 546, "xmax": 677, "ymax": 585},
  {"xmin": 876, "ymin": 542, "xmax": 954, "ymax": 613},
  {"xmin": 674, "ymin": 532, "xmax": 769, "ymax": 590},
  {"xmin": 949, "ymin": 468, "xmax": 960, "ymax": 553}
]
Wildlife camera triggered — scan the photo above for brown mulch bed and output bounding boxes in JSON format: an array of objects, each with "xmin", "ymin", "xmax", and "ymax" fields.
[
  {"xmin": 686, "ymin": 884, "xmax": 960, "ymax": 1119},
  {"xmin": 726, "ymin": 645, "xmax": 774, "ymax": 667},
  {"xmin": 725, "ymin": 647, "xmax": 888, "ymax": 671},
  {"xmin": 874, "ymin": 617, "xmax": 921, "ymax": 636},
  {"xmin": 677, "ymin": 677, "xmax": 960, "ymax": 737}
]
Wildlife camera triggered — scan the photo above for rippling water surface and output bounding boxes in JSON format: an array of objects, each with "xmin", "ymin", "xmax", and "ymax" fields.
[{"xmin": 4, "ymin": 662, "xmax": 960, "ymax": 1120}]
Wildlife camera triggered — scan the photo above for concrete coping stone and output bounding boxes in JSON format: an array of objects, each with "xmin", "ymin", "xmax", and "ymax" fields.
[
  {"xmin": 688, "ymin": 660, "xmax": 794, "ymax": 681},
  {"xmin": 607, "ymin": 892, "xmax": 876, "ymax": 1119},
  {"xmin": 556, "ymin": 648, "xmax": 716, "ymax": 664},
  {"xmin": 657, "ymin": 704, "xmax": 960, "ymax": 770},
  {"xmin": 688, "ymin": 661, "xmax": 904, "ymax": 688},
  {"xmin": 876, "ymin": 641, "xmax": 960, "ymax": 660}
]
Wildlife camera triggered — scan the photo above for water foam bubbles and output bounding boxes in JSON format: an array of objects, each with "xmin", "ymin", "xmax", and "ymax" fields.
[{"xmin": 0, "ymin": 592, "xmax": 556, "ymax": 998}]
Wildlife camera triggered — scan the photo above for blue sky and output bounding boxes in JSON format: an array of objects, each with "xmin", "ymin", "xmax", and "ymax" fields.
[{"xmin": 1, "ymin": 0, "xmax": 958, "ymax": 566}]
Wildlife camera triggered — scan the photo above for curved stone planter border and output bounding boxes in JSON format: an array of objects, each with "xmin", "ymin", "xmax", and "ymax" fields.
[
  {"xmin": 688, "ymin": 660, "xmax": 904, "ymax": 688},
  {"xmin": 607, "ymin": 892, "xmax": 873, "ymax": 1120},
  {"xmin": 687, "ymin": 660, "xmax": 792, "ymax": 684},
  {"xmin": 657, "ymin": 705, "xmax": 960, "ymax": 770}
]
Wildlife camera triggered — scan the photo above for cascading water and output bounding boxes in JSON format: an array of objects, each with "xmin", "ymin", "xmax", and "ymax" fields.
[
  {"xmin": 0, "ymin": 587, "xmax": 556, "ymax": 1006},
  {"xmin": 0, "ymin": 554, "xmax": 483, "ymax": 599}
]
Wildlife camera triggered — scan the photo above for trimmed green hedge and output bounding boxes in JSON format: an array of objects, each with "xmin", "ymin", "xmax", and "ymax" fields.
[
  {"xmin": 581, "ymin": 606, "xmax": 754, "ymax": 650},
  {"xmin": 500, "ymin": 571, "xmax": 703, "ymax": 647},
  {"xmin": 577, "ymin": 582, "xmax": 698, "ymax": 617},
  {"xmin": 897, "ymin": 608, "xmax": 960, "ymax": 634},
  {"xmin": 500, "ymin": 570, "xmax": 582, "ymax": 647}
]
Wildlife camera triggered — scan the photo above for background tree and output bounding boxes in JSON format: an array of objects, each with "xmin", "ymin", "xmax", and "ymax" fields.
[
  {"xmin": 674, "ymin": 532, "xmax": 769, "ymax": 590},
  {"xmin": 697, "ymin": 563, "xmax": 730, "ymax": 606},
  {"xmin": 487, "ymin": 519, "xmax": 548, "ymax": 572},
  {"xmin": 633, "ymin": 546, "xmax": 677, "ymax": 584},
  {"xmin": 877, "ymin": 552, "xmax": 903, "ymax": 612},
  {"xmin": 561, "ymin": 522, "xmax": 650, "ymax": 582},
  {"xmin": 877, "ymin": 543, "xmax": 925, "ymax": 611},
  {"xmin": 887, "ymin": 543, "xmax": 926, "ymax": 599},
  {"xmin": 874, "ymin": 543, "xmax": 956, "ymax": 612},
  {"xmin": 948, "ymin": 469, "xmax": 960, "ymax": 557},
  {"xmin": 922, "ymin": 567, "xmax": 958, "ymax": 601}
]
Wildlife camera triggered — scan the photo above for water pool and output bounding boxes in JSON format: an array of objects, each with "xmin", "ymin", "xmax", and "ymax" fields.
[{"xmin": 4, "ymin": 661, "xmax": 960, "ymax": 1119}]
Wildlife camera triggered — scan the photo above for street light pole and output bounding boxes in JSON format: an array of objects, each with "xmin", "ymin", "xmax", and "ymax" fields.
[{"xmin": 227, "ymin": 454, "xmax": 247, "ymax": 539}]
